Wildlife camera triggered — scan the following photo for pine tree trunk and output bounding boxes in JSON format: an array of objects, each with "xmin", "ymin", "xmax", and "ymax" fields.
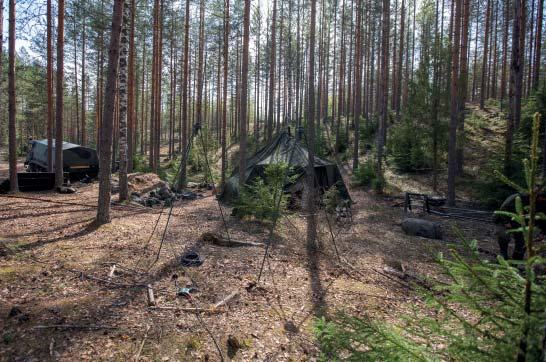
[
  {"xmin": 196, "ymin": 0, "xmax": 205, "ymax": 130},
  {"xmin": 306, "ymin": 0, "xmax": 318, "ymax": 251},
  {"xmin": 456, "ymin": 0, "xmax": 470, "ymax": 176},
  {"xmin": 96, "ymin": 0, "xmax": 125, "ymax": 224},
  {"xmin": 533, "ymin": 0, "xmax": 543, "ymax": 89},
  {"xmin": 47, "ymin": 0, "xmax": 53, "ymax": 170},
  {"xmin": 267, "ymin": 0, "xmax": 277, "ymax": 140},
  {"xmin": 73, "ymin": 14, "xmax": 80, "ymax": 145},
  {"xmin": 447, "ymin": 0, "xmax": 462, "ymax": 206},
  {"xmin": 335, "ymin": 0, "xmax": 346, "ymax": 155},
  {"xmin": 395, "ymin": 0, "xmax": 405, "ymax": 119},
  {"xmin": 500, "ymin": 0, "xmax": 510, "ymax": 105},
  {"xmin": 352, "ymin": 0, "xmax": 363, "ymax": 171},
  {"xmin": 480, "ymin": 0, "xmax": 491, "ymax": 109},
  {"xmin": 178, "ymin": 0, "xmax": 191, "ymax": 190},
  {"xmin": 118, "ymin": 1, "xmax": 130, "ymax": 202},
  {"xmin": 526, "ymin": 0, "xmax": 536, "ymax": 96},
  {"xmin": 376, "ymin": 0, "xmax": 390, "ymax": 179},
  {"xmin": 81, "ymin": 1, "xmax": 86, "ymax": 146},
  {"xmin": 239, "ymin": 0, "xmax": 250, "ymax": 185},
  {"xmin": 8, "ymin": 0, "xmax": 17, "ymax": 192},
  {"xmin": 55, "ymin": 0, "xmax": 65, "ymax": 188},
  {"xmin": 127, "ymin": 0, "xmax": 136, "ymax": 171},
  {"xmin": 505, "ymin": 0, "xmax": 526, "ymax": 174}
]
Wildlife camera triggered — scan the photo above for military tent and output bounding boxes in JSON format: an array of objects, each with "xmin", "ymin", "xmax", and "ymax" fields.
[{"xmin": 220, "ymin": 131, "xmax": 350, "ymax": 203}]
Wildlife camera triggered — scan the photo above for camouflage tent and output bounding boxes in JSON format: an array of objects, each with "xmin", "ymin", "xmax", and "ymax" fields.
[{"xmin": 220, "ymin": 131, "xmax": 350, "ymax": 203}]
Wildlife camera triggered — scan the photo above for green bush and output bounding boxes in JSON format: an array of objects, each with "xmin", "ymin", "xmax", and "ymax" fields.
[
  {"xmin": 351, "ymin": 159, "xmax": 376, "ymax": 187},
  {"xmin": 360, "ymin": 116, "xmax": 378, "ymax": 144},
  {"xmin": 132, "ymin": 154, "xmax": 152, "ymax": 173},
  {"xmin": 234, "ymin": 163, "xmax": 294, "ymax": 222},
  {"xmin": 386, "ymin": 119, "xmax": 433, "ymax": 172}
]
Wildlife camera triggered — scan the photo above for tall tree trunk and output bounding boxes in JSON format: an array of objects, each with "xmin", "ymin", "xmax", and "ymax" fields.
[
  {"xmin": 118, "ymin": 1, "xmax": 130, "ymax": 202},
  {"xmin": 306, "ymin": 0, "xmax": 317, "ymax": 251},
  {"xmin": 55, "ymin": 0, "xmax": 65, "ymax": 188},
  {"xmin": 480, "ymin": 0, "xmax": 491, "ymax": 109},
  {"xmin": 505, "ymin": 0, "xmax": 526, "ymax": 174},
  {"xmin": 533, "ymin": 0, "xmax": 544, "ymax": 89},
  {"xmin": 178, "ymin": 0, "xmax": 191, "ymax": 189},
  {"xmin": 0, "ymin": 0, "xmax": 3, "ymax": 155},
  {"xmin": 97, "ymin": 0, "xmax": 125, "ymax": 224},
  {"xmin": 447, "ymin": 0, "xmax": 462, "ymax": 206},
  {"xmin": 500, "ymin": 0, "xmax": 510, "ymax": 105},
  {"xmin": 127, "ymin": 0, "xmax": 136, "ymax": 171},
  {"xmin": 377, "ymin": 0, "xmax": 390, "ymax": 180},
  {"xmin": 81, "ymin": 1, "xmax": 86, "ymax": 146},
  {"xmin": 267, "ymin": 0, "xmax": 277, "ymax": 140},
  {"xmin": 395, "ymin": 0, "xmax": 405, "ymax": 119},
  {"xmin": 196, "ymin": 0, "xmax": 205, "ymax": 131},
  {"xmin": 149, "ymin": 0, "xmax": 158, "ymax": 170},
  {"xmin": 47, "ymin": 0, "xmax": 53, "ymax": 170},
  {"xmin": 526, "ymin": 0, "xmax": 536, "ymax": 96},
  {"xmin": 239, "ymin": 0, "xmax": 250, "ymax": 185},
  {"xmin": 335, "ymin": 0, "xmax": 346, "ymax": 154},
  {"xmin": 8, "ymin": 0, "xmax": 17, "ymax": 192},
  {"xmin": 353, "ymin": 0, "xmax": 363, "ymax": 170},
  {"xmin": 456, "ymin": 0, "xmax": 470, "ymax": 175}
]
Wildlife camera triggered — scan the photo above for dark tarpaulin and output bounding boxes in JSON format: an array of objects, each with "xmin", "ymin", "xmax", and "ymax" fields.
[{"xmin": 219, "ymin": 131, "xmax": 350, "ymax": 203}]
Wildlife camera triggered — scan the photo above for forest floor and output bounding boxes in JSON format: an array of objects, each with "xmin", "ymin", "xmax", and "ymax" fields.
[{"xmin": 0, "ymin": 103, "xmax": 508, "ymax": 361}]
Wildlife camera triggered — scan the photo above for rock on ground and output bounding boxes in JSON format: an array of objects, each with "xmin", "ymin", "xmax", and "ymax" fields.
[{"xmin": 401, "ymin": 218, "xmax": 443, "ymax": 240}]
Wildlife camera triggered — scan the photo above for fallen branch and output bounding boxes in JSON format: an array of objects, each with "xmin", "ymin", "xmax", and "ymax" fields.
[
  {"xmin": 64, "ymin": 267, "xmax": 148, "ymax": 288},
  {"xmin": 33, "ymin": 324, "xmax": 118, "ymax": 330},
  {"xmin": 213, "ymin": 291, "xmax": 239, "ymax": 309},
  {"xmin": 134, "ymin": 325, "xmax": 151, "ymax": 362},
  {"xmin": 201, "ymin": 232, "xmax": 263, "ymax": 247},
  {"xmin": 148, "ymin": 306, "xmax": 225, "ymax": 314},
  {"xmin": 381, "ymin": 266, "xmax": 432, "ymax": 290}
]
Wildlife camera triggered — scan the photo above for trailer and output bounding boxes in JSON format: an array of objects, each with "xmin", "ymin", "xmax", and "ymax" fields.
[{"xmin": 25, "ymin": 139, "xmax": 99, "ymax": 177}]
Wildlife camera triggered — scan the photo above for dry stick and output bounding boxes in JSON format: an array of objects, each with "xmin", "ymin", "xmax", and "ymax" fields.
[
  {"xmin": 64, "ymin": 267, "xmax": 149, "ymax": 288},
  {"xmin": 33, "ymin": 324, "xmax": 117, "ymax": 330},
  {"xmin": 148, "ymin": 306, "xmax": 225, "ymax": 314},
  {"xmin": 134, "ymin": 325, "xmax": 150, "ymax": 362},
  {"xmin": 49, "ymin": 338, "xmax": 55, "ymax": 357},
  {"xmin": 213, "ymin": 291, "xmax": 239, "ymax": 309},
  {"xmin": 146, "ymin": 284, "xmax": 156, "ymax": 306},
  {"xmin": 108, "ymin": 264, "xmax": 117, "ymax": 281}
]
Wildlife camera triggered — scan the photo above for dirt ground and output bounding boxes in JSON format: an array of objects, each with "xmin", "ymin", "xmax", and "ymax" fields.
[{"xmin": 0, "ymin": 163, "xmax": 500, "ymax": 361}]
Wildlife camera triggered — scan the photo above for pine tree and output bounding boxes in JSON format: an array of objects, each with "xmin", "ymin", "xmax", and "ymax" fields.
[
  {"xmin": 8, "ymin": 0, "xmax": 17, "ymax": 192},
  {"xmin": 118, "ymin": 0, "xmax": 130, "ymax": 202},
  {"xmin": 55, "ymin": 0, "xmax": 66, "ymax": 188},
  {"xmin": 97, "ymin": 0, "xmax": 125, "ymax": 224}
]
